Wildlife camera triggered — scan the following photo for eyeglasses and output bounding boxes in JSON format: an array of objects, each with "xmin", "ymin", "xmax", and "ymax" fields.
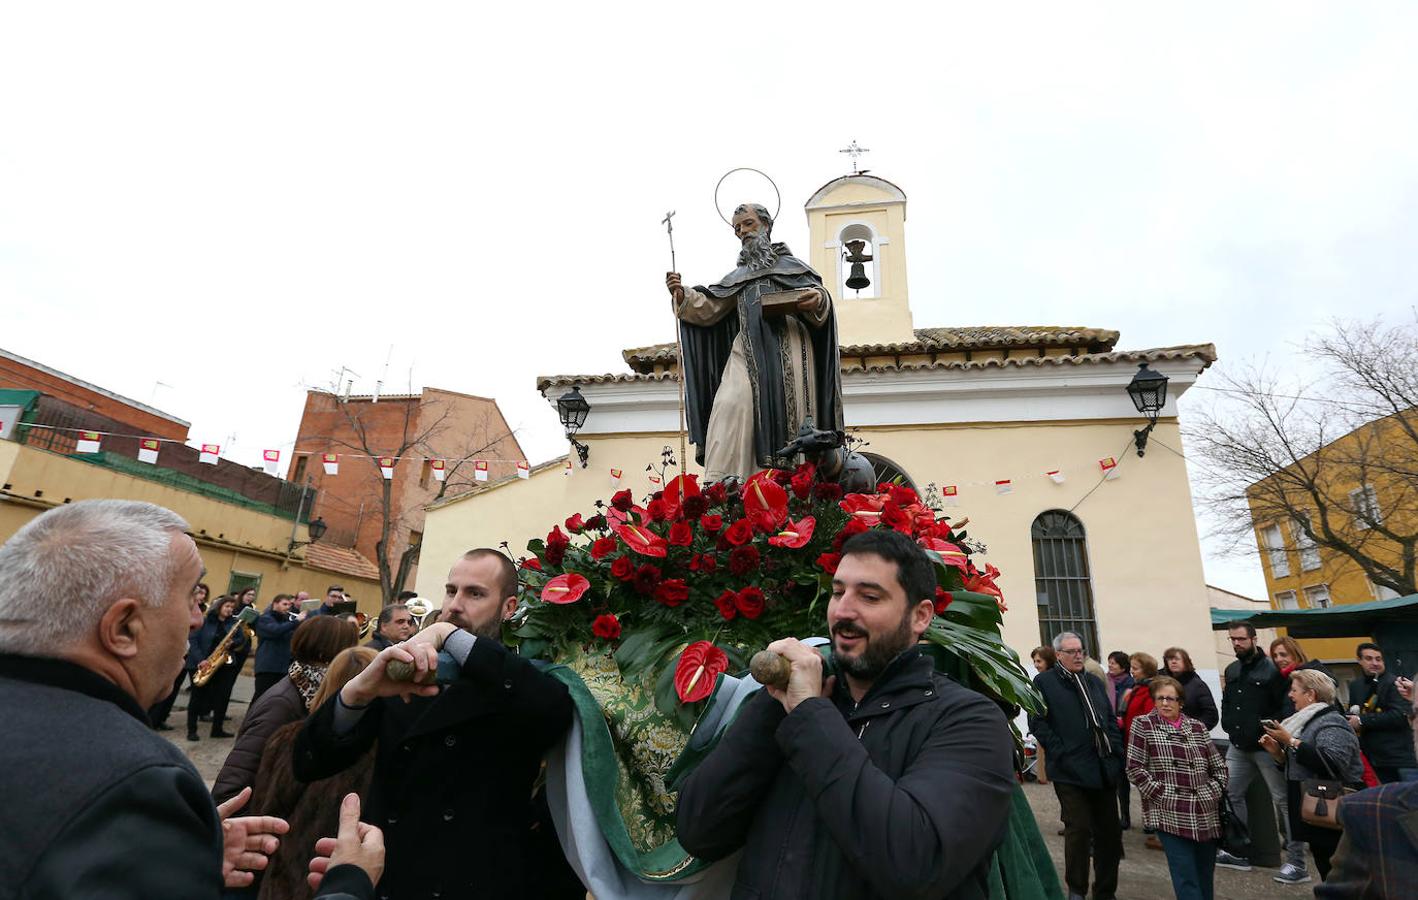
[
  {"xmin": 1057, "ymin": 648, "xmax": 1085, "ymax": 656},
  {"xmin": 1155, "ymin": 696, "xmax": 1181, "ymax": 704}
]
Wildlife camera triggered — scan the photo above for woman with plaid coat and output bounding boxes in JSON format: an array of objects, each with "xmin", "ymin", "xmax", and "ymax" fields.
[{"xmin": 1126, "ymin": 675, "xmax": 1228, "ymax": 900}]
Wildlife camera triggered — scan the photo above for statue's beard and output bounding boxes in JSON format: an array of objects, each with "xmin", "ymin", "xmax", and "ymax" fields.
[{"xmin": 738, "ymin": 231, "xmax": 778, "ymax": 271}]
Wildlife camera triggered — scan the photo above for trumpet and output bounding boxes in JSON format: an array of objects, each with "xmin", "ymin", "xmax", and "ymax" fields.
[
  {"xmin": 406, "ymin": 597, "xmax": 435, "ymax": 630},
  {"xmin": 193, "ymin": 607, "xmax": 258, "ymax": 687}
]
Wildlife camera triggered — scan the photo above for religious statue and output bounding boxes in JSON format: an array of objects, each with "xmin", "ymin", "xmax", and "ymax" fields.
[{"xmin": 665, "ymin": 202, "xmax": 844, "ymax": 483}]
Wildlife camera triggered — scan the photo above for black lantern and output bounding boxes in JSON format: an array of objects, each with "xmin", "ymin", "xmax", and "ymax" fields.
[
  {"xmin": 288, "ymin": 516, "xmax": 329, "ymax": 553},
  {"xmin": 556, "ymin": 384, "xmax": 592, "ymax": 468},
  {"xmin": 1125, "ymin": 363, "xmax": 1170, "ymax": 456}
]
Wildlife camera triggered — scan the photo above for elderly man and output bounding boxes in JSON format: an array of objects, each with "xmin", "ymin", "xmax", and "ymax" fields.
[
  {"xmin": 0, "ymin": 500, "xmax": 380, "ymax": 898},
  {"xmin": 1029, "ymin": 632, "xmax": 1125, "ymax": 900},
  {"xmin": 676, "ymin": 530, "xmax": 1016, "ymax": 898},
  {"xmin": 365, "ymin": 603, "xmax": 413, "ymax": 652}
]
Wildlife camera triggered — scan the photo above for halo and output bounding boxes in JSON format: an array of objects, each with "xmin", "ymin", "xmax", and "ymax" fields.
[{"xmin": 714, "ymin": 167, "xmax": 782, "ymax": 226}]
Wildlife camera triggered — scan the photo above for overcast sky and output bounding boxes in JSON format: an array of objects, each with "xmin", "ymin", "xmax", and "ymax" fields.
[{"xmin": 3, "ymin": 4, "xmax": 1414, "ymax": 600}]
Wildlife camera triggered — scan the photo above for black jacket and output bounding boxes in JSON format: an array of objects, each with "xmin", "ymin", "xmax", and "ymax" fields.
[
  {"xmin": 213, "ymin": 675, "xmax": 308, "ymax": 804},
  {"xmin": 1028, "ymin": 665, "xmax": 1125, "ymax": 790},
  {"xmin": 0, "ymin": 653, "xmax": 372, "ymax": 900},
  {"xmin": 1175, "ymin": 669, "xmax": 1219, "ymax": 731},
  {"xmin": 1221, "ymin": 650, "xmax": 1287, "ymax": 751},
  {"xmin": 253, "ymin": 609, "xmax": 300, "ymax": 674},
  {"xmin": 187, "ymin": 608, "xmax": 252, "ymax": 670},
  {"xmin": 1348, "ymin": 672, "xmax": 1418, "ymax": 768},
  {"xmin": 295, "ymin": 636, "xmax": 574, "ymax": 900},
  {"xmin": 676, "ymin": 649, "xmax": 1016, "ymax": 900}
]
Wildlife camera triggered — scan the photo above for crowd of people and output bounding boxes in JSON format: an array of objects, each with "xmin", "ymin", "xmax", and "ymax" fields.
[{"xmin": 1028, "ymin": 622, "xmax": 1418, "ymax": 899}]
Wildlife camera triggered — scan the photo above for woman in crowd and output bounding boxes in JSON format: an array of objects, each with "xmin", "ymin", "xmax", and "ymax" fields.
[
  {"xmin": 194, "ymin": 581, "xmax": 211, "ymax": 614},
  {"xmin": 187, "ymin": 595, "xmax": 250, "ymax": 741},
  {"xmin": 1270, "ymin": 636, "xmax": 1336, "ymax": 717},
  {"xmin": 252, "ymin": 593, "xmax": 303, "ymax": 702},
  {"xmin": 1106, "ymin": 650, "xmax": 1136, "ymax": 828},
  {"xmin": 1162, "ymin": 647, "xmax": 1219, "ymax": 731},
  {"xmin": 1031, "ymin": 645, "xmax": 1056, "ymax": 673},
  {"xmin": 1121, "ymin": 652, "xmax": 1159, "ymax": 841},
  {"xmin": 212, "ymin": 615, "xmax": 358, "ymax": 804},
  {"xmin": 247, "ymin": 645, "xmax": 379, "ymax": 900},
  {"xmin": 1126, "ymin": 675, "xmax": 1227, "ymax": 900},
  {"xmin": 1260, "ymin": 668, "xmax": 1365, "ymax": 882}
]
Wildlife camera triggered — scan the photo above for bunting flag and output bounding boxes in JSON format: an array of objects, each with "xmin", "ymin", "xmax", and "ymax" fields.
[
  {"xmin": 516, "ymin": 461, "xmax": 530, "ymax": 480},
  {"xmin": 994, "ymin": 479, "xmax": 1013, "ymax": 495},
  {"xmin": 431, "ymin": 459, "xmax": 446, "ymax": 482},
  {"xmin": 474, "ymin": 460, "xmax": 489, "ymax": 482},
  {"xmin": 941, "ymin": 485, "xmax": 959, "ymax": 507},
  {"xmin": 1046, "ymin": 470, "xmax": 1065, "ymax": 485},
  {"xmin": 610, "ymin": 467, "xmax": 623, "ymax": 488},
  {"xmin": 322, "ymin": 453, "xmax": 339, "ymax": 476},
  {"xmin": 1100, "ymin": 457, "xmax": 1120, "ymax": 480},
  {"xmin": 76, "ymin": 431, "xmax": 102, "ymax": 454},
  {"xmin": 563, "ymin": 460, "xmax": 574, "ymax": 477},
  {"xmin": 137, "ymin": 439, "xmax": 160, "ymax": 465},
  {"xmin": 199, "ymin": 444, "xmax": 220, "ymax": 465},
  {"xmin": 379, "ymin": 456, "xmax": 395, "ymax": 480},
  {"xmin": 262, "ymin": 449, "xmax": 281, "ymax": 476},
  {"xmin": 648, "ymin": 474, "xmax": 662, "ymax": 487}
]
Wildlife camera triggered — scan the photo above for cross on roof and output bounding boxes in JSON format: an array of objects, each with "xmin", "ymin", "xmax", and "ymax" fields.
[{"xmin": 839, "ymin": 140, "xmax": 870, "ymax": 174}]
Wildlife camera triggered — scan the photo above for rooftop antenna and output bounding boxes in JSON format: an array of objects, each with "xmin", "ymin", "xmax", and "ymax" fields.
[
  {"xmin": 334, "ymin": 366, "xmax": 361, "ymax": 401},
  {"xmin": 149, "ymin": 380, "xmax": 173, "ymax": 405},
  {"xmin": 372, "ymin": 345, "xmax": 393, "ymax": 403}
]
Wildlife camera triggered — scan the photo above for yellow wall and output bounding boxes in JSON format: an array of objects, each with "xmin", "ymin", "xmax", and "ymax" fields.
[{"xmin": 0, "ymin": 443, "xmax": 382, "ymax": 615}]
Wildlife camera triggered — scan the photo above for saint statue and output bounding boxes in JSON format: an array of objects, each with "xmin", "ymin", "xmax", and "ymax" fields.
[{"xmin": 665, "ymin": 203, "xmax": 844, "ymax": 483}]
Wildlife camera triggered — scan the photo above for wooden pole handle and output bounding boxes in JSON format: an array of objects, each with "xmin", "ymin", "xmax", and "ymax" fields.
[{"xmin": 750, "ymin": 650, "xmax": 790, "ymax": 689}]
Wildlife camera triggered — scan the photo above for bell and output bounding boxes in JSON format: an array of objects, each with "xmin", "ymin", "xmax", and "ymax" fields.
[
  {"xmin": 845, "ymin": 263, "xmax": 870, "ymax": 291},
  {"xmin": 842, "ymin": 238, "xmax": 873, "ymax": 292}
]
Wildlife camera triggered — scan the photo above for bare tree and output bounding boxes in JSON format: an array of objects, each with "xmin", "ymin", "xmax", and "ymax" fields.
[{"xmin": 1190, "ymin": 314, "xmax": 1418, "ymax": 598}]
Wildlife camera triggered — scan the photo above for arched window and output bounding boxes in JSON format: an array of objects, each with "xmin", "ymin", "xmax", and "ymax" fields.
[
  {"xmin": 861, "ymin": 452, "xmax": 916, "ymax": 493},
  {"xmin": 1031, "ymin": 510, "xmax": 1100, "ymax": 658},
  {"xmin": 837, "ymin": 223, "xmax": 879, "ymax": 299}
]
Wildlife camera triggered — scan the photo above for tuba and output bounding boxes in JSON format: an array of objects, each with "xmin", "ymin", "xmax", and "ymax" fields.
[{"xmin": 192, "ymin": 607, "xmax": 258, "ymax": 687}]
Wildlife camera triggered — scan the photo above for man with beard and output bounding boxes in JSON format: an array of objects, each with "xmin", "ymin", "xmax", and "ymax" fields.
[
  {"xmin": 295, "ymin": 548, "xmax": 577, "ymax": 898},
  {"xmin": 676, "ymin": 530, "xmax": 1016, "ymax": 899},
  {"xmin": 666, "ymin": 202, "xmax": 843, "ymax": 483}
]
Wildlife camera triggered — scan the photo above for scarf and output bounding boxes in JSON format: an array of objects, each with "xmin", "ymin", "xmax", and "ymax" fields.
[
  {"xmin": 1280, "ymin": 663, "xmax": 1297, "ymax": 678},
  {"xmin": 1064, "ymin": 668, "xmax": 1112, "ymax": 759},
  {"xmin": 1280, "ymin": 699, "xmax": 1329, "ymax": 738},
  {"xmin": 288, "ymin": 661, "xmax": 327, "ymax": 710}
]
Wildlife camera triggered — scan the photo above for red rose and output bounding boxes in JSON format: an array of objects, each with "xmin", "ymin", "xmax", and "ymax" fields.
[
  {"xmin": 586, "ymin": 514, "xmax": 608, "ymax": 531},
  {"xmin": 590, "ymin": 536, "xmax": 618, "ymax": 560},
  {"xmin": 564, "ymin": 513, "xmax": 585, "ymax": 534},
  {"xmin": 713, "ymin": 589, "xmax": 737, "ymax": 621},
  {"xmin": 689, "ymin": 552, "xmax": 717, "ymax": 573},
  {"xmin": 811, "ymin": 481, "xmax": 843, "ymax": 501},
  {"xmin": 632, "ymin": 564, "xmax": 662, "ymax": 595},
  {"xmin": 832, "ymin": 516, "xmax": 870, "ymax": 552},
  {"xmin": 723, "ymin": 518, "xmax": 754, "ymax": 546},
  {"xmin": 700, "ymin": 514, "xmax": 723, "ymax": 533},
  {"xmin": 934, "ymin": 588, "xmax": 953, "ymax": 615},
  {"xmin": 653, "ymin": 578, "xmax": 689, "ymax": 607},
  {"xmin": 545, "ymin": 526, "xmax": 571, "ymax": 566},
  {"xmin": 647, "ymin": 499, "xmax": 670, "ymax": 522},
  {"xmin": 706, "ymin": 482, "xmax": 728, "ymax": 505},
  {"xmin": 816, "ymin": 552, "xmax": 842, "ymax": 574},
  {"xmin": 592, "ymin": 613, "xmax": 622, "ymax": 640},
  {"xmin": 770, "ymin": 468, "xmax": 793, "ymax": 486},
  {"xmin": 520, "ymin": 556, "xmax": 542, "ymax": 571},
  {"xmin": 792, "ymin": 461, "xmax": 817, "ymax": 480},
  {"xmin": 681, "ymin": 494, "xmax": 709, "ymax": 519},
  {"xmin": 729, "ymin": 545, "xmax": 760, "ymax": 575},
  {"xmin": 888, "ymin": 485, "xmax": 919, "ymax": 508},
  {"xmin": 669, "ymin": 521, "xmax": 694, "ymax": 547},
  {"xmin": 610, "ymin": 489, "xmax": 634, "ymax": 512},
  {"xmin": 880, "ymin": 501, "xmax": 912, "ymax": 534},
  {"xmin": 734, "ymin": 586, "xmax": 765, "ymax": 619},
  {"xmin": 790, "ymin": 472, "xmax": 813, "ymax": 500},
  {"xmin": 610, "ymin": 556, "xmax": 634, "ymax": 580}
]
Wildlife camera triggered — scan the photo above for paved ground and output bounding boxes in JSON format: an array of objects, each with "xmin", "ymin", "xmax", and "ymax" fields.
[{"xmin": 163, "ymin": 680, "xmax": 1315, "ymax": 898}]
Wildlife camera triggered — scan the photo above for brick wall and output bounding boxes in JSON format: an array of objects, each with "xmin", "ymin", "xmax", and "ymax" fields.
[{"xmin": 0, "ymin": 350, "xmax": 188, "ymax": 441}]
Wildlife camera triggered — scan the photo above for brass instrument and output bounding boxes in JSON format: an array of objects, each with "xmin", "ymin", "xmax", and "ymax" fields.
[
  {"xmin": 406, "ymin": 597, "xmax": 435, "ymax": 629},
  {"xmin": 192, "ymin": 607, "xmax": 258, "ymax": 687},
  {"xmin": 354, "ymin": 611, "xmax": 373, "ymax": 640}
]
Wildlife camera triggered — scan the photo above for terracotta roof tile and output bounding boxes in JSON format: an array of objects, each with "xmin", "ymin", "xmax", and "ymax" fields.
[{"xmin": 302, "ymin": 543, "xmax": 381, "ymax": 581}]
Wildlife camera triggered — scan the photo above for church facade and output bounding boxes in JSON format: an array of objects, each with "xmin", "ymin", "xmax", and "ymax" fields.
[{"xmin": 415, "ymin": 174, "xmax": 1221, "ymax": 690}]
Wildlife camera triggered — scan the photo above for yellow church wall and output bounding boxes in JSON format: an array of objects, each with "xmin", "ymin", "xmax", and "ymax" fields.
[{"xmin": 808, "ymin": 185, "xmax": 914, "ymax": 347}]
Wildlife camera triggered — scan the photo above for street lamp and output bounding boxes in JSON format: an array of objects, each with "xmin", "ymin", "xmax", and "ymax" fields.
[
  {"xmin": 1125, "ymin": 363, "xmax": 1169, "ymax": 457},
  {"xmin": 288, "ymin": 516, "xmax": 328, "ymax": 553},
  {"xmin": 557, "ymin": 384, "xmax": 592, "ymax": 468}
]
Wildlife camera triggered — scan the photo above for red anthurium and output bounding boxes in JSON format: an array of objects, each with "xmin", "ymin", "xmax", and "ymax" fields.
[
  {"xmin": 880, "ymin": 501, "xmax": 912, "ymax": 534},
  {"xmin": 540, "ymin": 573, "xmax": 590, "ymax": 605},
  {"xmin": 674, "ymin": 641, "xmax": 729, "ymax": 703},
  {"xmin": 520, "ymin": 556, "xmax": 542, "ymax": 571},
  {"xmin": 934, "ymin": 588, "xmax": 953, "ymax": 615},
  {"xmin": 743, "ymin": 471, "xmax": 789, "ymax": 531},
  {"xmin": 917, "ymin": 535, "xmax": 952, "ymax": 552},
  {"xmin": 933, "ymin": 543, "xmax": 971, "ymax": 574},
  {"xmin": 839, "ymin": 493, "xmax": 886, "ymax": 526},
  {"xmin": 964, "ymin": 563, "xmax": 1006, "ymax": 611},
  {"xmin": 768, "ymin": 516, "xmax": 816, "ymax": 549},
  {"xmin": 662, "ymin": 474, "xmax": 701, "ymax": 519},
  {"xmin": 611, "ymin": 521, "xmax": 668, "ymax": 558}
]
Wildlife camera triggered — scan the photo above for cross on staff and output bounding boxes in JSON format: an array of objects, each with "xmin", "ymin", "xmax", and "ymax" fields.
[
  {"xmin": 661, "ymin": 210, "xmax": 676, "ymax": 271},
  {"xmin": 660, "ymin": 209, "xmax": 687, "ymax": 472},
  {"xmin": 839, "ymin": 139, "xmax": 870, "ymax": 174}
]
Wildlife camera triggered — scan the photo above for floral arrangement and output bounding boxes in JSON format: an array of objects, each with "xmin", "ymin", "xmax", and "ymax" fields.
[{"xmin": 511, "ymin": 462, "xmax": 1041, "ymax": 727}]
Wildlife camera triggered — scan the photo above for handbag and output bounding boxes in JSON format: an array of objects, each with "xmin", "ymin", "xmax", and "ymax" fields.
[
  {"xmin": 1299, "ymin": 725, "xmax": 1357, "ymax": 831},
  {"xmin": 1217, "ymin": 790, "xmax": 1251, "ymax": 856}
]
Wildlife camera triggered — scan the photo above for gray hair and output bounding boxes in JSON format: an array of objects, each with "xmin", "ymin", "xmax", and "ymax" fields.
[
  {"xmin": 733, "ymin": 203, "xmax": 774, "ymax": 238},
  {"xmin": 1290, "ymin": 668, "xmax": 1338, "ymax": 705},
  {"xmin": 1052, "ymin": 631, "xmax": 1083, "ymax": 652},
  {"xmin": 0, "ymin": 500, "xmax": 191, "ymax": 654}
]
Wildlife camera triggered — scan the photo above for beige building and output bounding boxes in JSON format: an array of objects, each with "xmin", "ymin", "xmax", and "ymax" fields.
[{"xmin": 416, "ymin": 173, "xmax": 1219, "ymax": 682}]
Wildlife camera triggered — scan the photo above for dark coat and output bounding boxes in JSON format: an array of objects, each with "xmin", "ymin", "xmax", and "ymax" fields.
[
  {"xmin": 676, "ymin": 650, "xmax": 1017, "ymax": 900},
  {"xmin": 213, "ymin": 675, "xmax": 309, "ymax": 804},
  {"xmin": 295, "ymin": 636, "xmax": 574, "ymax": 900},
  {"xmin": 188, "ymin": 608, "xmax": 251, "ymax": 670},
  {"xmin": 1348, "ymin": 672, "xmax": 1418, "ymax": 768},
  {"xmin": 253, "ymin": 609, "xmax": 300, "ymax": 674},
  {"xmin": 0, "ymin": 653, "xmax": 372, "ymax": 900},
  {"xmin": 1315, "ymin": 781, "xmax": 1418, "ymax": 899},
  {"xmin": 365, "ymin": 633, "xmax": 394, "ymax": 652},
  {"xmin": 1175, "ymin": 669, "xmax": 1220, "ymax": 731},
  {"xmin": 1221, "ymin": 649, "xmax": 1287, "ymax": 751},
  {"xmin": 1029, "ymin": 665, "xmax": 1126, "ymax": 790}
]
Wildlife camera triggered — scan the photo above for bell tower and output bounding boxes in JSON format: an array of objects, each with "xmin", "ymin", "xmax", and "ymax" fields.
[{"xmin": 805, "ymin": 174, "xmax": 914, "ymax": 346}]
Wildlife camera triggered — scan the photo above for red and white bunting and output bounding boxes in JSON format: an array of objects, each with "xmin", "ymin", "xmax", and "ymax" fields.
[
  {"xmin": 262, "ymin": 449, "xmax": 281, "ymax": 476},
  {"xmin": 430, "ymin": 459, "xmax": 446, "ymax": 482},
  {"xmin": 1046, "ymin": 469, "xmax": 1065, "ymax": 485},
  {"xmin": 610, "ymin": 467, "xmax": 623, "ymax": 488},
  {"xmin": 516, "ymin": 461, "xmax": 530, "ymax": 480},
  {"xmin": 648, "ymin": 474, "xmax": 662, "ymax": 486},
  {"xmin": 322, "ymin": 453, "xmax": 339, "ymax": 476},
  {"xmin": 137, "ymin": 439, "xmax": 161, "ymax": 465},
  {"xmin": 941, "ymin": 484, "xmax": 959, "ymax": 507},
  {"xmin": 378, "ymin": 457, "xmax": 396, "ymax": 480},
  {"xmin": 473, "ymin": 460, "xmax": 489, "ymax": 482},
  {"xmin": 994, "ymin": 479, "xmax": 1013, "ymax": 495},
  {"xmin": 199, "ymin": 444, "xmax": 220, "ymax": 465},
  {"xmin": 563, "ymin": 460, "xmax": 573, "ymax": 477},
  {"xmin": 1100, "ymin": 457, "xmax": 1120, "ymax": 480},
  {"xmin": 76, "ymin": 431, "xmax": 102, "ymax": 454}
]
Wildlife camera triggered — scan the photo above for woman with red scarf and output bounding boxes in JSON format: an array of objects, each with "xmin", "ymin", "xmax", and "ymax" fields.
[{"xmin": 1121, "ymin": 652, "xmax": 1160, "ymax": 848}]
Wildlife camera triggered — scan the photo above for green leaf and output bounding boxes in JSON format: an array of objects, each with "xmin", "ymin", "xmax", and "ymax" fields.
[{"xmin": 613, "ymin": 625, "xmax": 682, "ymax": 678}]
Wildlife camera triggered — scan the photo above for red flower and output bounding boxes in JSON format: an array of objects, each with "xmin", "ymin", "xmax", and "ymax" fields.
[
  {"xmin": 682, "ymin": 494, "xmax": 709, "ymax": 520},
  {"xmin": 839, "ymin": 493, "xmax": 886, "ymax": 526},
  {"xmin": 541, "ymin": 573, "xmax": 589, "ymax": 605},
  {"xmin": 729, "ymin": 545, "xmax": 760, "ymax": 575},
  {"xmin": 964, "ymin": 563, "xmax": 1006, "ymax": 611},
  {"xmin": 590, "ymin": 536, "xmax": 619, "ymax": 560},
  {"xmin": 564, "ymin": 513, "xmax": 585, "ymax": 534},
  {"xmin": 662, "ymin": 474, "xmax": 701, "ymax": 520},
  {"xmin": 934, "ymin": 588, "xmax": 953, "ymax": 615},
  {"xmin": 689, "ymin": 552, "xmax": 717, "ymax": 573},
  {"xmin": 700, "ymin": 514, "xmax": 723, "ymax": 533},
  {"xmin": 610, "ymin": 489, "xmax": 634, "ymax": 512},
  {"xmin": 933, "ymin": 542, "xmax": 971, "ymax": 574},
  {"xmin": 734, "ymin": 586, "xmax": 765, "ymax": 619},
  {"xmin": 832, "ymin": 516, "xmax": 870, "ymax": 553},
  {"xmin": 591, "ymin": 613, "xmax": 621, "ymax": 640},
  {"xmin": 713, "ymin": 590, "xmax": 737, "ymax": 620},
  {"xmin": 880, "ymin": 501, "xmax": 912, "ymax": 534},
  {"xmin": 545, "ymin": 525, "xmax": 571, "ymax": 565},
  {"xmin": 611, "ymin": 521, "xmax": 668, "ymax": 558},
  {"xmin": 917, "ymin": 535, "xmax": 952, "ymax": 552},
  {"xmin": 888, "ymin": 484, "xmax": 919, "ymax": 508},
  {"xmin": 674, "ymin": 641, "xmax": 729, "ymax": 703},
  {"xmin": 668, "ymin": 521, "xmax": 694, "ymax": 547},
  {"xmin": 770, "ymin": 468, "xmax": 793, "ymax": 486},
  {"xmin": 768, "ymin": 516, "xmax": 816, "ymax": 549},
  {"xmin": 632, "ymin": 564, "xmax": 662, "ymax": 595},
  {"xmin": 792, "ymin": 461, "xmax": 817, "ymax": 480},
  {"xmin": 705, "ymin": 482, "xmax": 728, "ymax": 505},
  {"xmin": 790, "ymin": 471, "xmax": 813, "ymax": 500},
  {"xmin": 743, "ymin": 471, "xmax": 789, "ymax": 531},
  {"xmin": 586, "ymin": 514, "xmax": 608, "ymax": 531},
  {"xmin": 610, "ymin": 556, "xmax": 633, "ymax": 580},
  {"xmin": 723, "ymin": 518, "xmax": 754, "ymax": 546},
  {"xmin": 816, "ymin": 552, "xmax": 842, "ymax": 574},
  {"xmin": 811, "ymin": 481, "xmax": 844, "ymax": 502},
  {"xmin": 647, "ymin": 499, "xmax": 670, "ymax": 522},
  {"xmin": 653, "ymin": 578, "xmax": 689, "ymax": 607},
  {"xmin": 520, "ymin": 556, "xmax": 542, "ymax": 571}
]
